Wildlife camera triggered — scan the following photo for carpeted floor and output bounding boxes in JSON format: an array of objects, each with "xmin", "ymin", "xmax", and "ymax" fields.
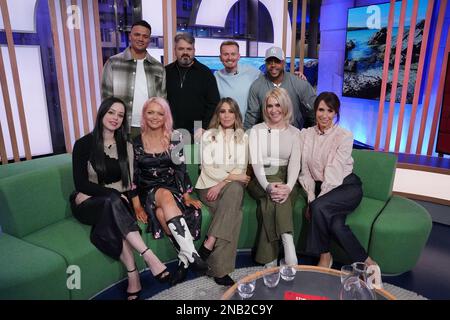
[{"xmin": 149, "ymin": 266, "xmax": 428, "ymax": 300}]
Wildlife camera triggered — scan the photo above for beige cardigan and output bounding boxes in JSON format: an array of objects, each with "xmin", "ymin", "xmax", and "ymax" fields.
[{"xmin": 196, "ymin": 128, "xmax": 248, "ymax": 189}]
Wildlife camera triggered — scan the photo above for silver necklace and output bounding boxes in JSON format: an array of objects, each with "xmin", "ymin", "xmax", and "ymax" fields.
[{"xmin": 176, "ymin": 64, "xmax": 190, "ymax": 89}]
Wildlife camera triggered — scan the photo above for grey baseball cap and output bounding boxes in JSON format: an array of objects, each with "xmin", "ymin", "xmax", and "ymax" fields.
[{"xmin": 265, "ymin": 46, "xmax": 285, "ymax": 61}]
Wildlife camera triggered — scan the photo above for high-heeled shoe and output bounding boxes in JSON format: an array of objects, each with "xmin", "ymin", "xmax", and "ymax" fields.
[
  {"xmin": 170, "ymin": 261, "xmax": 189, "ymax": 286},
  {"xmin": 140, "ymin": 247, "xmax": 172, "ymax": 284},
  {"xmin": 154, "ymin": 268, "xmax": 171, "ymax": 283},
  {"xmin": 126, "ymin": 267, "xmax": 141, "ymax": 300},
  {"xmin": 214, "ymin": 274, "xmax": 235, "ymax": 286}
]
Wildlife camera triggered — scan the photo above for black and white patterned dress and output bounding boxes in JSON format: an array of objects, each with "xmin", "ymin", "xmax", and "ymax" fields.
[{"xmin": 133, "ymin": 132, "xmax": 201, "ymax": 240}]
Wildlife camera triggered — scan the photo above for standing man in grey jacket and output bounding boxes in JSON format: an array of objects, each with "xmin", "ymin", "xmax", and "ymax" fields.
[{"xmin": 244, "ymin": 46, "xmax": 316, "ymax": 130}]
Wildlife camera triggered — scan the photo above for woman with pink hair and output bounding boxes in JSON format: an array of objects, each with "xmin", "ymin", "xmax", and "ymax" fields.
[{"xmin": 131, "ymin": 97, "xmax": 208, "ymax": 286}]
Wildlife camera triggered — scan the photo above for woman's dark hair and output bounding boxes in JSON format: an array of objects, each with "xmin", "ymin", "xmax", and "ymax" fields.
[
  {"xmin": 314, "ymin": 91, "xmax": 341, "ymax": 123},
  {"xmin": 90, "ymin": 97, "xmax": 130, "ymax": 188}
]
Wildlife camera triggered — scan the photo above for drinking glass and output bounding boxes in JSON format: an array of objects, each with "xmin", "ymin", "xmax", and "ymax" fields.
[
  {"xmin": 237, "ymin": 279, "xmax": 256, "ymax": 299},
  {"xmin": 263, "ymin": 269, "xmax": 280, "ymax": 288},
  {"xmin": 280, "ymin": 265, "xmax": 296, "ymax": 281},
  {"xmin": 340, "ymin": 262, "xmax": 367, "ymax": 285},
  {"xmin": 339, "ymin": 276, "xmax": 375, "ymax": 300}
]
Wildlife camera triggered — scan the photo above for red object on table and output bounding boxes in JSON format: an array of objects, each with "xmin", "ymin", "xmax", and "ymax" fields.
[{"xmin": 284, "ymin": 291, "xmax": 330, "ymax": 300}]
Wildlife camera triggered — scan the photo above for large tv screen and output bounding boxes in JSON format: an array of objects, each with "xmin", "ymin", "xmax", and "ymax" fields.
[
  {"xmin": 196, "ymin": 56, "xmax": 319, "ymax": 87},
  {"xmin": 343, "ymin": 0, "xmax": 428, "ymax": 103}
]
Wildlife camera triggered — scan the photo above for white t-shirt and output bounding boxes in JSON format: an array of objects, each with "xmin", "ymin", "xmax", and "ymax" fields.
[{"xmin": 131, "ymin": 59, "xmax": 148, "ymax": 128}]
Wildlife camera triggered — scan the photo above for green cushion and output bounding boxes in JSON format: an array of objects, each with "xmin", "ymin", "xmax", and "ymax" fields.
[
  {"xmin": 23, "ymin": 217, "xmax": 123, "ymax": 300},
  {"xmin": 0, "ymin": 232, "xmax": 69, "ymax": 299},
  {"xmin": 352, "ymin": 149, "xmax": 396, "ymax": 202},
  {"xmin": 0, "ymin": 153, "xmax": 71, "ymax": 179},
  {"xmin": 345, "ymin": 197, "xmax": 386, "ymax": 250},
  {"xmin": 0, "ymin": 165, "xmax": 74, "ymax": 237},
  {"xmin": 369, "ymin": 196, "xmax": 432, "ymax": 274}
]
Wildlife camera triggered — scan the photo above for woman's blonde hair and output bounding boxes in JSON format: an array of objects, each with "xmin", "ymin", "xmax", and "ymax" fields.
[
  {"xmin": 207, "ymin": 97, "xmax": 245, "ymax": 143},
  {"xmin": 262, "ymin": 87, "xmax": 293, "ymax": 127},
  {"xmin": 140, "ymin": 97, "xmax": 173, "ymax": 149}
]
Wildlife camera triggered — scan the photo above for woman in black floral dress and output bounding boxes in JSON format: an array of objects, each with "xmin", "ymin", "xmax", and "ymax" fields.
[{"xmin": 132, "ymin": 97, "xmax": 208, "ymax": 286}]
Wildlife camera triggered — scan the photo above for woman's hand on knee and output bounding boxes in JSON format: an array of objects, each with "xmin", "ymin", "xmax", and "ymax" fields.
[
  {"xmin": 206, "ymin": 184, "xmax": 222, "ymax": 202},
  {"xmin": 75, "ymin": 192, "xmax": 91, "ymax": 205},
  {"xmin": 183, "ymin": 193, "xmax": 202, "ymax": 209},
  {"xmin": 135, "ymin": 207, "xmax": 148, "ymax": 223}
]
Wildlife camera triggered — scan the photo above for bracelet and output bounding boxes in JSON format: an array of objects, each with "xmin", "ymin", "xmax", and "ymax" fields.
[{"xmin": 224, "ymin": 179, "xmax": 232, "ymax": 183}]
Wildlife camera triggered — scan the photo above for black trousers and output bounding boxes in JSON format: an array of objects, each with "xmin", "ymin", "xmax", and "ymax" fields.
[
  {"xmin": 71, "ymin": 191, "xmax": 140, "ymax": 260},
  {"xmin": 306, "ymin": 173, "xmax": 368, "ymax": 262}
]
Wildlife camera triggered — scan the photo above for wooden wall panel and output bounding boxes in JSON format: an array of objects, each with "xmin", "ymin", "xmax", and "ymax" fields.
[
  {"xmin": 59, "ymin": 0, "xmax": 81, "ymax": 140},
  {"xmin": 48, "ymin": 0, "xmax": 72, "ymax": 153},
  {"xmin": 428, "ymin": 17, "xmax": 450, "ymax": 155},
  {"xmin": 415, "ymin": 0, "xmax": 447, "ymax": 154},
  {"xmin": 290, "ymin": 0, "xmax": 298, "ymax": 73},
  {"xmin": 82, "ymin": 0, "xmax": 98, "ymax": 121},
  {"xmin": 0, "ymin": 0, "xmax": 31, "ymax": 160},
  {"xmin": 92, "ymin": 0, "xmax": 103, "ymax": 83},
  {"xmin": 374, "ymin": 0, "xmax": 395, "ymax": 150},
  {"xmin": 395, "ymin": 0, "xmax": 419, "ymax": 153},
  {"xmin": 71, "ymin": 0, "xmax": 90, "ymax": 135},
  {"xmin": 384, "ymin": 0, "xmax": 407, "ymax": 150},
  {"xmin": 0, "ymin": 43, "xmax": 20, "ymax": 161},
  {"xmin": 282, "ymin": 0, "xmax": 288, "ymax": 56},
  {"xmin": 298, "ymin": 0, "xmax": 307, "ymax": 73},
  {"xmin": 405, "ymin": 0, "xmax": 435, "ymax": 153}
]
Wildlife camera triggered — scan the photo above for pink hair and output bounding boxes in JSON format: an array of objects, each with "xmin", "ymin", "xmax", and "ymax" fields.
[{"xmin": 140, "ymin": 97, "xmax": 173, "ymax": 148}]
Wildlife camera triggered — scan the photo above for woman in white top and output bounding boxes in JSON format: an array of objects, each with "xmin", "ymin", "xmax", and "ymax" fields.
[
  {"xmin": 196, "ymin": 97, "xmax": 250, "ymax": 286},
  {"xmin": 247, "ymin": 87, "xmax": 301, "ymax": 267},
  {"xmin": 299, "ymin": 92, "xmax": 377, "ymax": 268}
]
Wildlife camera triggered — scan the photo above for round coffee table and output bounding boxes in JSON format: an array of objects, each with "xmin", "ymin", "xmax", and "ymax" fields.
[{"xmin": 221, "ymin": 265, "xmax": 396, "ymax": 300}]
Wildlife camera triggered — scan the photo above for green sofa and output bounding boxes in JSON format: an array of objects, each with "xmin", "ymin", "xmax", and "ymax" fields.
[{"xmin": 0, "ymin": 147, "xmax": 432, "ymax": 299}]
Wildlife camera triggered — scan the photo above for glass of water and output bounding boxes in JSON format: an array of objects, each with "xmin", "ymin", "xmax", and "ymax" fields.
[
  {"xmin": 263, "ymin": 267, "xmax": 280, "ymax": 288},
  {"xmin": 280, "ymin": 265, "xmax": 296, "ymax": 281},
  {"xmin": 237, "ymin": 279, "xmax": 256, "ymax": 299}
]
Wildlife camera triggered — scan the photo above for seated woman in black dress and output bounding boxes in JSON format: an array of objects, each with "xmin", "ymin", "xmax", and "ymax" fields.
[
  {"xmin": 132, "ymin": 97, "xmax": 208, "ymax": 286},
  {"xmin": 71, "ymin": 97, "xmax": 170, "ymax": 300}
]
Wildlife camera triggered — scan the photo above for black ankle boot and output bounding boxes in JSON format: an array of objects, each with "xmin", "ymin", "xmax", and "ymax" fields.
[
  {"xmin": 198, "ymin": 241, "xmax": 213, "ymax": 261},
  {"xmin": 214, "ymin": 274, "xmax": 235, "ymax": 286},
  {"xmin": 170, "ymin": 262, "xmax": 188, "ymax": 286}
]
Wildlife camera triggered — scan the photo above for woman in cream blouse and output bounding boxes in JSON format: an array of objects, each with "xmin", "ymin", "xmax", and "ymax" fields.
[
  {"xmin": 195, "ymin": 97, "xmax": 250, "ymax": 286},
  {"xmin": 299, "ymin": 92, "xmax": 377, "ymax": 269}
]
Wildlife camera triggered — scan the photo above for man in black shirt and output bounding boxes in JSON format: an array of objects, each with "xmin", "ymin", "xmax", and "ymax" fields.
[{"xmin": 165, "ymin": 33, "xmax": 220, "ymax": 137}]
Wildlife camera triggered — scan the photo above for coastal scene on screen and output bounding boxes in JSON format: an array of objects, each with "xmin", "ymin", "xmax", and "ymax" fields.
[{"xmin": 343, "ymin": 0, "xmax": 428, "ymax": 103}]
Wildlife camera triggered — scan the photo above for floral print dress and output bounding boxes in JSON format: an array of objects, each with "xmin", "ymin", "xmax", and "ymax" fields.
[{"xmin": 133, "ymin": 132, "xmax": 201, "ymax": 240}]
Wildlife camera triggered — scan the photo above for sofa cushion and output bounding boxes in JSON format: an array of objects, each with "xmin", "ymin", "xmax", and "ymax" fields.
[
  {"xmin": 369, "ymin": 196, "xmax": 432, "ymax": 274},
  {"xmin": 23, "ymin": 217, "xmax": 124, "ymax": 300},
  {"xmin": 0, "ymin": 232, "xmax": 69, "ymax": 299},
  {"xmin": 0, "ymin": 164, "xmax": 74, "ymax": 238},
  {"xmin": 352, "ymin": 149, "xmax": 396, "ymax": 202},
  {"xmin": 0, "ymin": 153, "xmax": 71, "ymax": 179}
]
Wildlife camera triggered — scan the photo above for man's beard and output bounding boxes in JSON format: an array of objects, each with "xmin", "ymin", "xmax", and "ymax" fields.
[{"xmin": 178, "ymin": 56, "xmax": 193, "ymax": 67}]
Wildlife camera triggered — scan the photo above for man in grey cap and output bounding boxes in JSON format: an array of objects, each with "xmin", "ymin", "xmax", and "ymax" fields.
[{"xmin": 244, "ymin": 46, "xmax": 316, "ymax": 130}]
